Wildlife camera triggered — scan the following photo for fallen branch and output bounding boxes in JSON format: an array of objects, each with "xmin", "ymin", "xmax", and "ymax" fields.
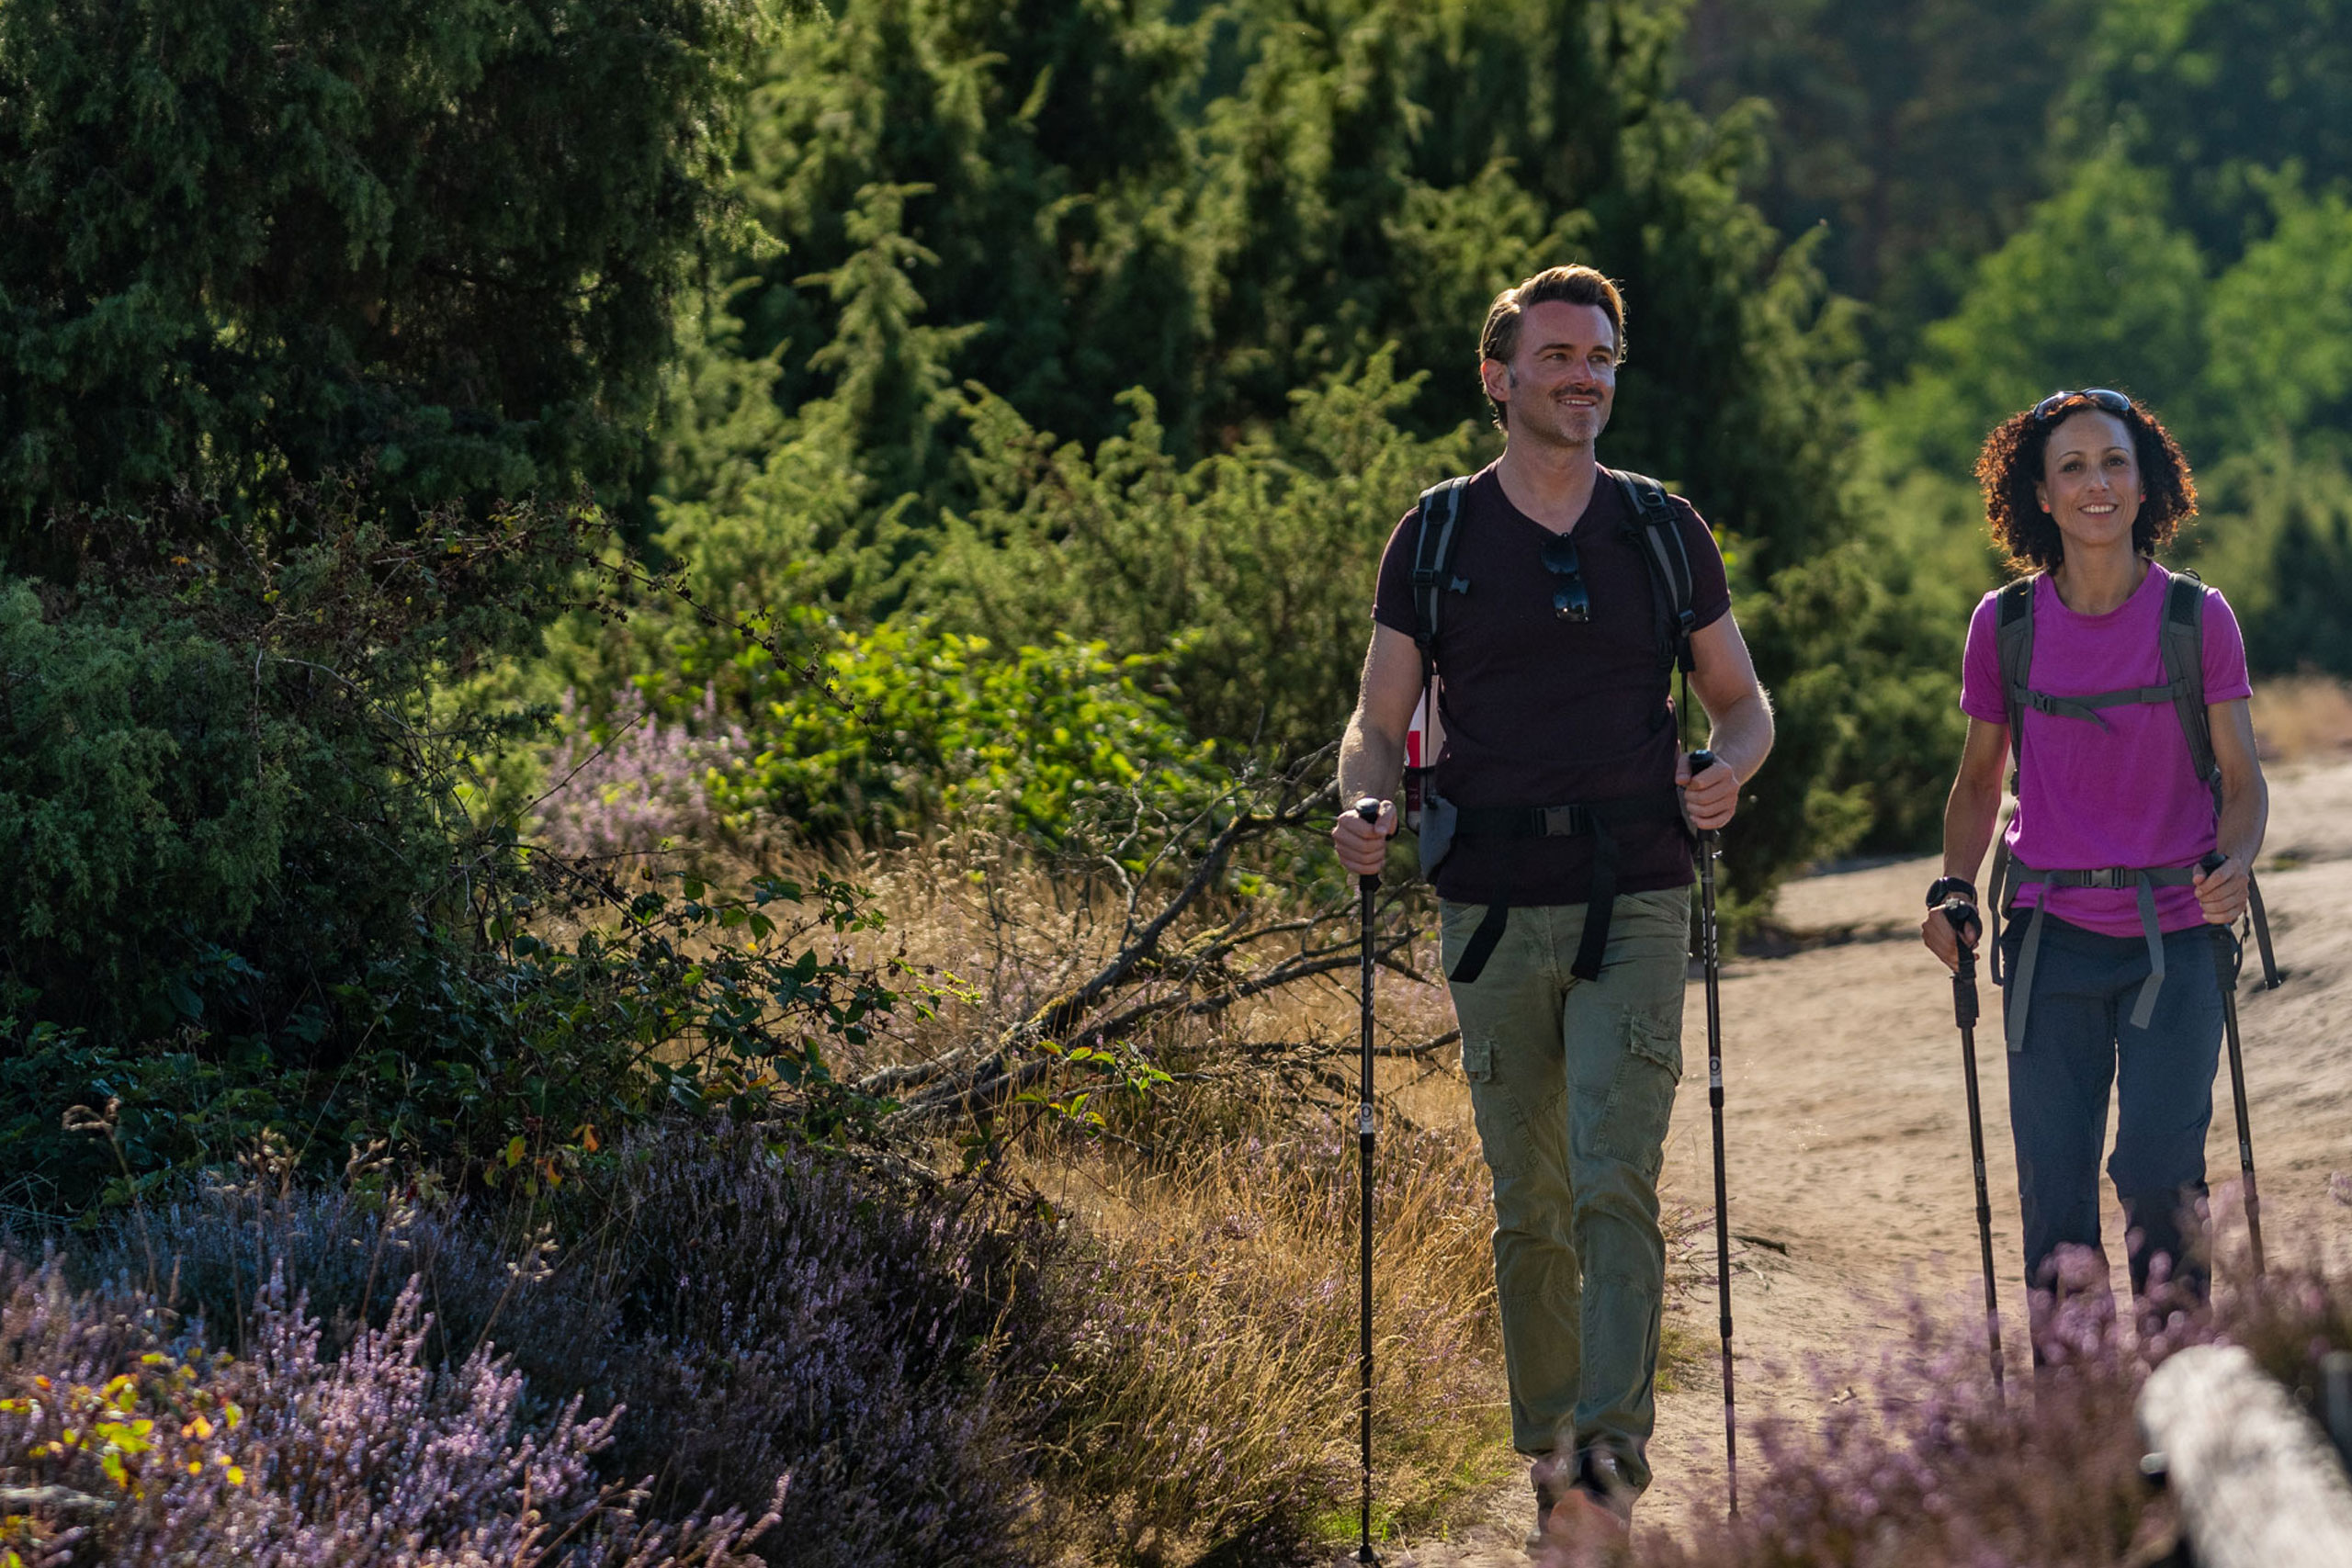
[
  {"xmin": 2140, "ymin": 1343, "xmax": 2352, "ymax": 1568},
  {"xmin": 1378, "ymin": 1028, "xmax": 1462, "ymax": 1059},
  {"xmin": 0, "ymin": 1484, "xmax": 115, "ymax": 1514},
  {"xmin": 870, "ymin": 751, "xmax": 1441, "ymax": 1137}
]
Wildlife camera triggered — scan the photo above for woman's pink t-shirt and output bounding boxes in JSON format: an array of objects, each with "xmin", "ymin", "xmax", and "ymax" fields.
[{"xmin": 1959, "ymin": 564, "xmax": 2251, "ymax": 939}]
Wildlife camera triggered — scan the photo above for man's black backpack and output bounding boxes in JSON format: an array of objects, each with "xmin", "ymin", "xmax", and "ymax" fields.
[
  {"xmin": 1402, "ymin": 467, "xmax": 1699, "ymax": 827},
  {"xmin": 1400, "ymin": 468, "xmax": 1701, "ymax": 985}
]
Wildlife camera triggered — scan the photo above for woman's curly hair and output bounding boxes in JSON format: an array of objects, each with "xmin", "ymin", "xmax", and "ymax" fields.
[{"xmin": 1973, "ymin": 391, "xmax": 2198, "ymax": 573}]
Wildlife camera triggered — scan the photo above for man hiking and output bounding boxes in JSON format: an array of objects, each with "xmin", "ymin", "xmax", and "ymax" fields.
[{"xmin": 1331, "ymin": 265, "xmax": 1773, "ymax": 1540}]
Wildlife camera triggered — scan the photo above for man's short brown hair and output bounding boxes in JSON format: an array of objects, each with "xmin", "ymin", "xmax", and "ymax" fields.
[{"xmin": 1478, "ymin": 265, "xmax": 1627, "ymax": 428}]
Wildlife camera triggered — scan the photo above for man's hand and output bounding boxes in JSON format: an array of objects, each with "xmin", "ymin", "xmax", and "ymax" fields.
[
  {"xmin": 2195, "ymin": 852, "xmax": 2251, "ymax": 926},
  {"xmin": 1333, "ymin": 797, "xmax": 1396, "ymax": 876},
  {"xmin": 1677, "ymin": 752, "xmax": 1738, "ymax": 832},
  {"xmin": 1920, "ymin": 898, "xmax": 1981, "ymax": 974}
]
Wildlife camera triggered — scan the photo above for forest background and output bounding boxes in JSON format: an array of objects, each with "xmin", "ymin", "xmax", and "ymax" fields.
[
  {"xmin": 560, "ymin": 0, "xmax": 2352, "ymax": 889},
  {"xmin": 5, "ymin": 0, "xmax": 2352, "ymax": 1562}
]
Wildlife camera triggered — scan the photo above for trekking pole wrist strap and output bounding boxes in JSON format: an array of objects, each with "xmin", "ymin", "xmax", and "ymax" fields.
[{"xmin": 1926, "ymin": 875, "xmax": 1977, "ymax": 908}]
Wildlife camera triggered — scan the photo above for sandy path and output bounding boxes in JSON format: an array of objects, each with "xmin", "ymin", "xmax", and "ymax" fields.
[{"xmin": 1376, "ymin": 754, "xmax": 2352, "ymax": 1564}]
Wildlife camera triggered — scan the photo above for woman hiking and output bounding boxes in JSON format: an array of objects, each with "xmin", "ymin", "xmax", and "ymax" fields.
[{"xmin": 1920, "ymin": 388, "xmax": 2267, "ymax": 1346}]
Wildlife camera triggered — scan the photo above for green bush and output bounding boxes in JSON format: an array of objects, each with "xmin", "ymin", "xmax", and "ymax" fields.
[
  {"xmin": 527, "ymin": 584, "xmax": 1235, "ymax": 849},
  {"xmin": 0, "ymin": 578, "xmax": 430, "ymax": 1040},
  {"xmin": 0, "ymin": 0, "xmax": 776, "ymax": 557},
  {"xmin": 0, "ymin": 489, "xmax": 923, "ymax": 1214},
  {"xmin": 3, "ymin": 869, "xmax": 908, "ymax": 1215},
  {"xmin": 700, "ymin": 621, "xmax": 1228, "ymax": 843},
  {"xmin": 923, "ymin": 356, "xmax": 1476, "ymax": 756}
]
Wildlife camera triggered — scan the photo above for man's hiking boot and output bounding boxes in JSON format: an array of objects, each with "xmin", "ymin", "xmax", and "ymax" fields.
[
  {"xmin": 1524, "ymin": 1449, "xmax": 1634, "ymax": 1554},
  {"xmin": 1527, "ymin": 1453, "xmax": 1566, "ymax": 1551},
  {"xmin": 1573, "ymin": 1448, "xmax": 1636, "ymax": 1529}
]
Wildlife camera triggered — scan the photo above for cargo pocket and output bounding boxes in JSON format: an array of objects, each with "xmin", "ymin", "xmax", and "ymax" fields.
[
  {"xmin": 1623, "ymin": 1007, "xmax": 1683, "ymax": 1081},
  {"xmin": 1463, "ymin": 1031, "xmax": 1534, "ymax": 1180},
  {"xmin": 1597, "ymin": 1005, "xmax": 1682, "ymax": 1179},
  {"xmin": 1460, "ymin": 1031, "xmax": 1494, "ymax": 1084}
]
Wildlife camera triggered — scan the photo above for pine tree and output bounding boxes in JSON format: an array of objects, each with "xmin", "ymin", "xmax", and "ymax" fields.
[{"xmin": 0, "ymin": 0, "xmax": 779, "ymax": 570}]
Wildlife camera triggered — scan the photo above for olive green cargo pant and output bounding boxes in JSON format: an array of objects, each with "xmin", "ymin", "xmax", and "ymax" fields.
[{"xmin": 1440, "ymin": 887, "xmax": 1688, "ymax": 1494}]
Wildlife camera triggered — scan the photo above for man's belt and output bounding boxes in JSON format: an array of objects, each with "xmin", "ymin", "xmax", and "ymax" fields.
[{"xmin": 1445, "ymin": 789, "xmax": 1686, "ymax": 987}]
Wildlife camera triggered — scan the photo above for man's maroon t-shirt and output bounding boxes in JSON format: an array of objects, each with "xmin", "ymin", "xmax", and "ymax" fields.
[{"xmin": 1371, "ymin": 461, "xmax": 1732, "ymax": 907}]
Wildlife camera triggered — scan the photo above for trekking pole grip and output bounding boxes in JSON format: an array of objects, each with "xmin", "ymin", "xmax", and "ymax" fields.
[
  {"xmin": 1687, "ymin": 749, "xmax": 1719, "ymax": 844},
  {"xmin": 2198, "ymin": 851, "xmax": 2243, "ymax": 985},
  {"xmin": 1352, "ymin": 797, "xmax": 1383, "ymax": 893},
  {"xmin": 1941, "ymin": 900, "xmax": 1979, "ymax": 1027}
]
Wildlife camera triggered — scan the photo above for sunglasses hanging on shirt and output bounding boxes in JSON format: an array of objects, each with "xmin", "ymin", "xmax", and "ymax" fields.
[{"xmin": 1542, "ymin": 531, "xmax": 1590, "ymax": 623}]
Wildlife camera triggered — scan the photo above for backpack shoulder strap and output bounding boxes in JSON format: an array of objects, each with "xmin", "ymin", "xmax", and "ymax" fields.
[
  {"xmin": 2157, "ymin": 565, "xmax": 2222, "ymax": 812},
  {"xmin": 1409, "ymin": 477, "xmax": 1473, "ymax": 662},
  {"xmin": 2154, "ymin": 565, "xmax": 2281, "ymax": 985},
  {"xmin": 1995, "ymin": 574, "xmax": 2039, "ymax": 793},
  {"xmin": 1605, "ymin": 467, "xmax": 1698, "ymax": 673}
]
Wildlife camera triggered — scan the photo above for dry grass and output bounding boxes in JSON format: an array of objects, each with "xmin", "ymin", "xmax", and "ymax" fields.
[
  {"xmin": 1020, "ymin": 1087, "xmax": 1515, "ymax": 1559},
  {"xmin": 640, "ymin": 829, "xmax": 1701, "ymax": 1559},
  {"xmin": 828, "ymin": 839, "xmax": 1522, "ymax": 1554},
  {"xmin": 2250, "ymin": 672, "xmax": 2352, "ymax": 761}
]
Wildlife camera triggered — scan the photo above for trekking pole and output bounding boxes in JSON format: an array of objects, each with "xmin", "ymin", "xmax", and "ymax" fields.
[
  {"xmin": 2200, "ymin": 852, "xmax": 2265, "ymax": 1276},
  {"xmin": 1689, "ymin": 750, "xmax": 1739, "ymax": 1517},
  {"xmin": 1941, "ymin": 897, "xmax": 2007, "ymax": 1398},
  {"xmin": 1351, "ymin": 796, "xmax": 1383, "ymax": 1564}
]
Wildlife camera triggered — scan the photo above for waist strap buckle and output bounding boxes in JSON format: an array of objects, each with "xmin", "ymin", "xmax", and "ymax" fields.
[{"xmin": 1540, "ymin": 805, "xmax": 1589, "ymax": 837}]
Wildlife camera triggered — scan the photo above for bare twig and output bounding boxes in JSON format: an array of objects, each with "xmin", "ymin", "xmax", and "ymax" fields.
[
  {"xmin": 0, "ymin": 1484, "xmax": 115, "ymax": 1514},
  {"xmin": 867, "ymin": 749, "xmax": 1445, "ymax": 1138}
]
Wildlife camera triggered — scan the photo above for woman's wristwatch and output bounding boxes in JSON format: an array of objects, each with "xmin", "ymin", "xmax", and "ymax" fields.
[{"xmin": 1925, "ymin": 874, "xmax": 1977, "ymax": 908}]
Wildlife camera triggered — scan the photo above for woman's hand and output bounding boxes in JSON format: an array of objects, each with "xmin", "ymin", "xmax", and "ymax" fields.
[
  {"xmin": 2194, "ymin": 852, "xmax": 2251, "ymax": 926},
  {"xmin": 1920, "ymin": 899, "xmax": 1981, "ymax": 975}
]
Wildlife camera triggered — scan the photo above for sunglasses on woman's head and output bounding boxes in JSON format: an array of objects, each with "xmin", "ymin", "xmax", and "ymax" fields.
[
  {"xmin": 1541, "ymin": 531, "xmax": 1589, "ymax": 622},
  {"xmin": 2031, "ymin": 388, "xmax": 2132, "ymax": 423}
]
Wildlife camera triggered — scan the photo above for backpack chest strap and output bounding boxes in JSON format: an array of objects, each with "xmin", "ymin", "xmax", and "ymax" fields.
[{"xmin": 2015, "ymin": 680, "xmax": 2185, "ymax": 730}]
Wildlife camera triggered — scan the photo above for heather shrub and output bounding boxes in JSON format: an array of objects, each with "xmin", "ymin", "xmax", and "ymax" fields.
[
  {"xmin": 0, "ymin": 1253, "xmax": 779, "ymax": 1566},
  {"xmin": 84, "ymin": 1156, "xmax": 608, "ymax": 1378},
  {"xmin": 536, "ymin": 683, "xmax": 752, "ymax": 859},
  {"xmin": 1599, "ymin": 1252, "xmax": 2352, "ymax": 1568},
  {"xmin": 564, "ymin": 1123, "xmax": 1069, "ymax": 1567},
  {"xmin": 69, "ymin": 1122, "xmax": 1078, "ymax": 1568},
  {"xmin": 59, "ymin": 1089, "xmax": 1521, "ymax": 1565}
]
